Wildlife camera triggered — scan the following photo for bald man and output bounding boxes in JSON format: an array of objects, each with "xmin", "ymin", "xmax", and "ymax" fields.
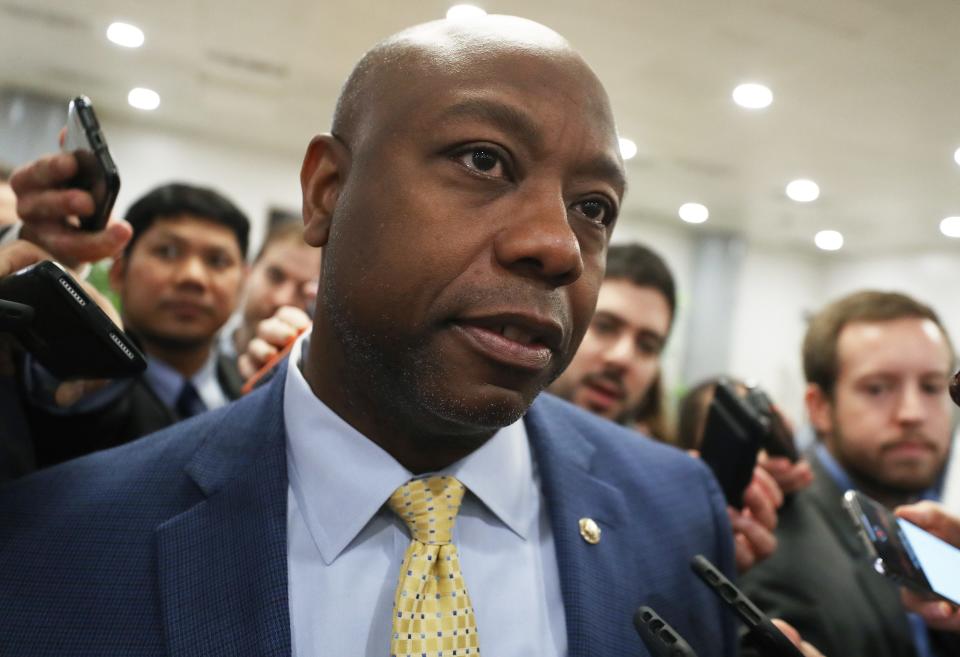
[{"xmin": 0, "ymin": 17, "xmax": 740, "ymax": 656}]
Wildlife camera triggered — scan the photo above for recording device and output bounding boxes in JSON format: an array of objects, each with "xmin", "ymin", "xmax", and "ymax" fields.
[
  {"xmin": 62, "ymin": 95, "xmax": 120, "ymax": 231},
  {"xmin": 0, "ymin": 260, "xmax": 146, "ymax": 379},
  {"xmin": 698, "ymin": 379, "xmax": 764, "ymax": 508},
  {"xmin": 843, "ymin": 490, "xmax": 960, "ymax": 605},
  {"xmin": 633, "ymin": 606, "xmax": 699, "ymax": 657},
  {"xmin": 691, "ymin": 555, "xmax": 805, "ymax": 657},
  {"xmin": 744, "ymin": 384, "xmax": 799, "ymax": 462}
]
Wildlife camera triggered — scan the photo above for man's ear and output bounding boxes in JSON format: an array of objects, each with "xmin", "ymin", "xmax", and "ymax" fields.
[
  {"xmin": 300, "ymin": 134, "xmax": 349, "ymax": 248},
  {"xmin": 805, "ymin": 383, "xmax": 834, "ymax": 440},
  {"xmin": 108, "ymin": 255, "xmax": 127, "ymax": 295}
]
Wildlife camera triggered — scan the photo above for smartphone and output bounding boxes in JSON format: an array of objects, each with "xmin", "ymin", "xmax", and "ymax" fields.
[
  {"xmin": 843, "ymin": 490, "xmax": 960, "ymax": 605},
  {"xmin": 745, "ymin": 385, "xmax": 799, "ymax": 462},
  {"xmin": 633, "ymin": 606, "xmax": 699, "ymax": 657},
  {"xmin": 691, "ymin": 555, "xmax": 805, "ymax": 657},
  {"xmin": 0, "ymin": 260, "xmax": 146, "ymax": 379},
  {"xmin": 699, "ymin": 379, "xmax": 763, "ymax": 508},
  {"xmin": 62, "ymin": 95, "xmax": 120, "ymax": 231}
]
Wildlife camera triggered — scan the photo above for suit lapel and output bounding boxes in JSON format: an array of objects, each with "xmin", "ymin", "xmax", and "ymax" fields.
[
  {"xmin": 807, "ymin": 454, "xmax": 914, "ymax": 644},
  {"xmin": 156, "ymin": 365, "xmax": 291, "ymax": 657},
  {"xmin": 525, "ymin": 398, "xmax": 640, "ymax": 657}
]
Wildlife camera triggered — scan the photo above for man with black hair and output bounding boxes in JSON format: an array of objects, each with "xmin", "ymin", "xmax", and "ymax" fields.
[
  {"xmin": 20, "ymin": 181, "xmax": 249, "ymax": 468},
  {"xmin": 548, "ymin": 243, "xmax": 675, "ymax": 434}
]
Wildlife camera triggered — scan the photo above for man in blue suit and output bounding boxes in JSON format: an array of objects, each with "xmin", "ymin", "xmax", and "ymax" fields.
[{"xmin": 1, "ymin": 16, "xmax": 741, "ymax": 657}]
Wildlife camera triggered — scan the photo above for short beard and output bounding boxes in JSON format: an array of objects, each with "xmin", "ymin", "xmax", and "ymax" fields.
[{"xmin": 133, "ymin": 327, "xmax": 212, "ymax": 352}]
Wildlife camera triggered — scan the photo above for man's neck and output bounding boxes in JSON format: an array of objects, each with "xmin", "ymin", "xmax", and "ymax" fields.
[{"xmin": 143, "ymin": 340, "xmax": 213, "ymax": 379}]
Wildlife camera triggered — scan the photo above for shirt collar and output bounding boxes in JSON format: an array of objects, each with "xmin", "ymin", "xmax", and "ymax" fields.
[
  {"xmin": 143, "ymin": 349, "xmax": 222, "ymax": 410},
  {"xmin": 284, "ymin": 331, "xmax": 534, "ymax": 565}
]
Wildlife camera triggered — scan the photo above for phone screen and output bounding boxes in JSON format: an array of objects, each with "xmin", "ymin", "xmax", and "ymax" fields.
[
  {"xmin": 898, "ymin": 519, "xmax": 960, "ymax": 604},
  {"xmin": 847, "ymin": 491, "xmax": 960, "ymax": 605}
]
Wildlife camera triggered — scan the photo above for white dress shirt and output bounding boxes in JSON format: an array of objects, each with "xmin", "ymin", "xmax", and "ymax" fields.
[{"xmin": 284, "ymin": 333, "xmax": 568, "ymax": 656}]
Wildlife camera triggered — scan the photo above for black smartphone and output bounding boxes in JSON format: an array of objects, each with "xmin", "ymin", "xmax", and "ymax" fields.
[
  {"xmin": 633, "ymin": 606, "xmax": 700, "ymax": 657},
  {"xmin": 62, "ymin": 95, "xmax": 120, "ymax": 231},
  {"xmin": 0, "ymin": 260, "xmax": 146, "ymax": 379},
  {"xmin": 691, "ymin": 555, "xmax": 805, "ymax": 657},
  {"xmin": 745, "ymin": 385, "xmax": 799, "ymax": 462},
  {"xmin": 843, "ymin": 490, "xmax": 960, "ymax": 605},
  {"xmin": 699, "ymin": 379, "xmax": 763, "ymax": 508}
]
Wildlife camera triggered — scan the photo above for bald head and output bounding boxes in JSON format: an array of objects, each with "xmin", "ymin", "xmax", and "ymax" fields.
[{"xmin": 331, "ymin": 16, "xmax": 613, "ymax": 149}]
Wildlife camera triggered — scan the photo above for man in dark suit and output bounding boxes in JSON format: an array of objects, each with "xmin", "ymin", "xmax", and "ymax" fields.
[
  {"xmin": 16, "ymin": 182, "xmax": 249, "ymax": 469},
  {"xmin": 2, "ymin": 16, "xmax": 746, "ymax": 656},
  {"xmin": 742, "ymin": 290, "xmax": 960, "ymax": 657}
]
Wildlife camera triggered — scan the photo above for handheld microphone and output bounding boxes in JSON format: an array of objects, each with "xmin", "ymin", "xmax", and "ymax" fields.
[
  {"xmin": 633, "ymin": 605, "xmax": 699, "ymax": 657},
  {"xmin": 690, "ymin": 555, "xmax": 804, "ymax": 657}
]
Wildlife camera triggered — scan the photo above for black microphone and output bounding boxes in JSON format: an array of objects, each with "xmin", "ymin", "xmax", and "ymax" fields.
[
  {"xmin": 633, "ymin": 605, "xmax": 700, "ymax": 657},
  {"xmin": 690, "ymin": 555, "xmax": 804, "ymax": 657}
]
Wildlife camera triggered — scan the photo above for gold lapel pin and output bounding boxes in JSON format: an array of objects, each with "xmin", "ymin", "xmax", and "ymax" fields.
[{"xmin": 579, "ymin": 517, "xmax": 601, "ymax": 545}]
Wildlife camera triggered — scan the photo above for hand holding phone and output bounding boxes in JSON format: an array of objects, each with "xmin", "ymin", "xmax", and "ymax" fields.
[{"xmin": 844, "ymin": 490, "xmax": 960, "ymax": 606}]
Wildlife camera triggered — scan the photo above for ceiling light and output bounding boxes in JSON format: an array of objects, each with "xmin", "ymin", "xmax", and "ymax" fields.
[
  {"xmin": 106, "ymin": 22, "xmax": 144, "ymax": 48},
  {"xmin": 814, "ymin": 230, "xmax": 843, "ymax": 251},
  {"xmin": 954, "ymin": 147, "xmax": 960, "ymax": 167},
  {"xmin": 446, "ymin": 4, "xmax": 486, "ymax": 20},
  {"xmin": 678, "ymin": 202, "xmax": 709, "ymax": 224},
  {"xmin": 128, "ymin": 87, "xmax": 160, "ymax": 111},
  {"xmin": 732, "ymin": 83, "xmax": 773, "ymax": 109},
  {"xmin": 940, "ymin": 216, "xmax": 960, "ymax": 238},
  {"xmin": 618, "ymin": 137, "xmax": 637, "ymax": 160},
  {"xmin": 786, "ymin": 179, "xmax": 820, "ymax": 202}
]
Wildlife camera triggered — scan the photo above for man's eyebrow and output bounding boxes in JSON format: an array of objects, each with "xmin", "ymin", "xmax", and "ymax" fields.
[
  {"xmin": 578, "ymin": 154, "xmax": 627, "ymax": 198},
  {"xmin": 438, "ymin": 98, "xmax": 545, "ymax": 153}
]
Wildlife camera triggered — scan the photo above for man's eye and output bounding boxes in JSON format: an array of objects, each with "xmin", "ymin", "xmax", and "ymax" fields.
[
  {"xmin": 455, "ymin": 147, "xmax": 508, "ymax": 178},
  {"xmin": 574, "ymin": 198, "xmax": 616, "ymax": 228},
  {"xmin": 154, "ymin": 244, "xmax": 180, "ymax": 260}
]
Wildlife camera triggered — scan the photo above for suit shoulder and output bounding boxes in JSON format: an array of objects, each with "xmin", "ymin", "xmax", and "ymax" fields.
[{"xmin": 531, "ymin": 393, "xmax": 714, "ymax": 485}]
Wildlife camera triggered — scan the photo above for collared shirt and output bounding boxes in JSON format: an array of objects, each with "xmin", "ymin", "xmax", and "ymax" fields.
[
  {"xmin": 284, "ymin": 333, "xmax": 567, "ymax": 657},
  {"xmin": 814, "ymin": 443, "xmax": 939, "ymax": 657},
  {"xmin": 143, "ymin": 350, "xmax": 228, "ymax": 413}
]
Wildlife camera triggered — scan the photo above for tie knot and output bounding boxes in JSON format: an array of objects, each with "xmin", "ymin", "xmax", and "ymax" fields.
[{"xmin": 388, "ymin": 475, "xmax": 466, "ymax": 545}]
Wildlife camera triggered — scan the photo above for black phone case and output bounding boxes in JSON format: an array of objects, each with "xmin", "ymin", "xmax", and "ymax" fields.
[
  {"xmin": 66, "ymin": 96, "xmax": 120, "ymax": 231},
  {"xmin": 699, "ymin": 380, "xmax": 762, "ymax": 508},
  {"xmin": 691, "ymin": 555, "xmax": 805, "ymax": 657},
  {"xmin": 0, "ymin": 260, "xmax": 146, "ymax": 379},
  {"xmin": 634, "ymin": 606, "xmax": 700, "ymax": 657},
  {"xmin": 745, "ymin": 387, "xmax": 799, "ymax": 462}
]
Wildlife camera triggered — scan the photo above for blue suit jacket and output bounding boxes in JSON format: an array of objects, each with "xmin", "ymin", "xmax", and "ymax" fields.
[{"xmin": 0, "ymin": 366, "xmax": 737, "ymax": 657}]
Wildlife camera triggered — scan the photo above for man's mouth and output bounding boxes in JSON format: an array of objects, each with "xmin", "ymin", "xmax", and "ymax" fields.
[{"xmin": 452, "ymin": 313, "xmax": 564, "ymax": 372}]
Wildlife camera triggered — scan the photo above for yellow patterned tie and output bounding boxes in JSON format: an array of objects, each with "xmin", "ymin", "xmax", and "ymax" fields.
[{"xmin": 387, "ymin": 475, "xmax": 481, "ymax": 657}]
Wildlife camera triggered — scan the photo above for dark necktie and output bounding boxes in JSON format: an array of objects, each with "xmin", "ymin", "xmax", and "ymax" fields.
[{"xmin": 175, "ymin": 382, "xmax": 206, "ymax": 419}]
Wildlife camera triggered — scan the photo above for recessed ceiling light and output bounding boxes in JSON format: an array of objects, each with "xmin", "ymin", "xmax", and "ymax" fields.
[
  {"xmin": 940, "ymin": 216, "xmax": 960, "ymax": 238},
  {"xmin": 814, "ymin": 230, "xmax": 843, "ymax": 251},
  {"xmin": 954, "ymin": 147, "xmax": 960, "ymax": 167},
  {"xmin": 446, "ymin": 4, "xmax": 486, "ymax": 20},
  {"xmin": 678, "ymin": 202, "xmax": 709, "ymax": 224},
  {"xmin": 107, "ymin": 22, "xmax": 144, "ymax": 48},
  {"xmin": 128, "ymin": 87, "xmax": 160, "ymax": 111},
  {"xmin": 618, "ymin": 137, "xmax": 637, "ymax": 160},
  {"xmin": 786, "ymin": 179, "xmax": 820, "ymax": 202},
  {"xmin": 732, "ymin": 83, "xmax": 773, "ymax": 109}
]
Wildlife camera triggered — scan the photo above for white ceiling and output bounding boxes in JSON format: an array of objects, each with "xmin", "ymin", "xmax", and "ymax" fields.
[{"xmin": 2, "ymin": 0, "xmax": 959, "ymax": 255}]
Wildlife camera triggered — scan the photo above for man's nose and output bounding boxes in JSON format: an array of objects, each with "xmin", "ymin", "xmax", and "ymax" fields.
[
  {"xmin": 602, "ymin": 334, "xmax": 635, "ymax": 370},
  {"xmin": 493, "ymin": 185, "xmax": 583, "ymax": 287},
  {"xmin": 896, "ymin": 384, "xmax": 927, "ymax": 425},
  {"xmin": 176, "ymin": 255, "xmax": 209, "ymax": 287}
]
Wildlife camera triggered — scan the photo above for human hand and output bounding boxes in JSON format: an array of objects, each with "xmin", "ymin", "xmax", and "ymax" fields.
[
  {"xmin": 730, "ymin": 465, "xmax": 783, "ymax": 572},
  {"xmin": 10, "ymin": 150, "xmax": 131, "ymax": 267},
  {"xmin": 758, "ymin": 451, "xmax": 814, "ymax": 495},
  {"xmin": 771, "ymin": 619, "xmax": 827, "ymax": 657},
  {"xmin": 238, "ymin": 305, "xmax": 312, "ymax": 380}
]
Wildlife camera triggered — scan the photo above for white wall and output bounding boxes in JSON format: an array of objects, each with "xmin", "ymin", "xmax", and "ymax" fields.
[{"xmin": 104, "ymin": 114, "xmax": 305, "ymax": 256}]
